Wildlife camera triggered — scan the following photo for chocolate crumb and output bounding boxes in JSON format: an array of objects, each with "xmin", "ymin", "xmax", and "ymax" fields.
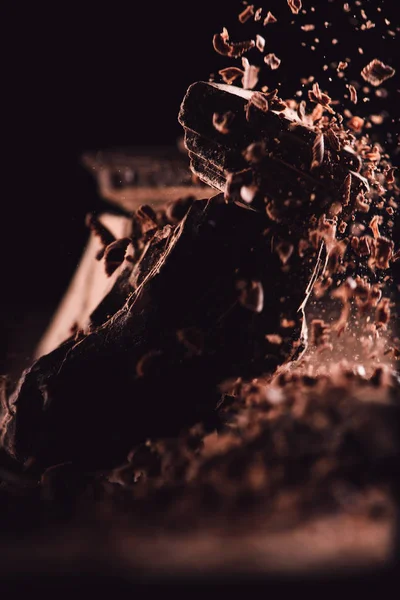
[
  {"xmin": 287, "ymin": 0, "xmax": 302, "ymax": 15},
  {"xmin": 361, "ymin": 59, "xmax": 395, "ymax": 87},
  {"xmin": 338, "ymin": 61, "xmax": 348, "ymax": 71},
  {"xmin": 238, "ymin": 5, "xmax": 255, "ymax": 24},
  {"xmin": 375, "ymin": 237, "xmax": 394, "ymax": 270},
  {"xmin": 264, "ymin": 53, "xmax": 281, "ymax": 70},
  {"xmin": 310, "ymin": 319, "xmax": 331, "ymax": 348},
  {"xmin": 255, "ymin": 34, "xmax": 265, "ymax": 52},
  {"xmin": 375, "ymin": 298, "xmax": 391, "ymax": 329},
  {"xmin": 265, "ymin": 334, "xmax": 283, "ymax": 345},
  {"xmin": 263, "ymin": 11, "xmax": 277, "ymax": 25},
  {"xmin": 347, "ymin": 116, "xmax": 364, "ymax": 132},
  {"xmin": 386, "ymin": 167, "xmax": 396, "ymax": 185},
  {"xmin": 311, "ymin": 132, "xmax": 325, "ymax": 169},
  {"xmin": 213, "ymin": 111, "xmax": 235, "ymax": 134},
  {"xmin": 218, "ymin": 67, "xmax": 244, "ymax": 85},
  {"xmin": 243, "ymin": 141, "xmax": 266, "ymax": 164},
  {"xmin": 254, "ymin": 8, "xmax": 262, "ymax": 22},
  {"xmin": 348, "ymin": 85, "xmax": 358, "ymax": 104},
  {"xmin": 275, "ymin": 240, "xmax": 294, "ymax": 265},
  {"xmin": 213, "ymin": 28, "xmax": 255, "ymax": 58},
  {"xmin": 236, "ymin": 279, "xmax": 264, "ymax": 313},
  {"xmin": 136, "ymin": 350, "xmax": 164, "ymax": 378},
  {"xmin": 325, "ymin": 128, "xmax": 341, "ymax": 152}
]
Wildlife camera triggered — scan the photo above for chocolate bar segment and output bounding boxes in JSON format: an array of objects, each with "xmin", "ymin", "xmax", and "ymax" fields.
[{"xmin": 179, "ymin": 82, "xmax": 368, "ymax": 226}]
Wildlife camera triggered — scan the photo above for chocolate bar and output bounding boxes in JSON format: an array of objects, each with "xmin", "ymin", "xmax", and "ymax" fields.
[
  {"xmin": 82, "ymin": 146, "xmax": 214, "ymax": 214},
  {"xmin": 2, "ymin": 192, "xmax": 312, "ymax": 467}
]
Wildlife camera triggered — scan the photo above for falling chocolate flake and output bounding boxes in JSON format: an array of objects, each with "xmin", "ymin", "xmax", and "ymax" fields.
[
  {"xmin": 355, "ymin": 191, "xmax": 370, "ymax": 213},
  {"xmin": 386, "ymin": 167, "xmax": 396, "ymax": 185},
  {"xmin": 263, "ymin": 11, "xmax": 277, "ymax": 25},
  {"xmin": 218, "ymin": 66, "xmax": 244, "ymax": 84},
  {"xmin": 254, "ymin": 7, "xmax": 262, "ymax": 22},
  {"xmin": 375, "ymin": 298, "xmax": 391, "ymax": 329},
  {"xmin": 275, "ymin": 240, "xmax": 294, "ymax": 265},
  {"xmin": 255, "ymin": 34, "xmax": 265, "ymax": 52},
  {"xmin": 369, "ymin": 215, "xmax": 381, "ymax": 239},
  {"xmin": 238, "ymin": 4, "xmax": 255, "ymax": 23},
  {"xmin": 310, "ymin": 319, "xmax": 331, "ymax": 348},
  {"xmin": 348, "ymin": 85, "xmax": 358, "ymax": 104},
  {"xmin": 325, "ymin": 128, "xmax": 341, "ymax": 152},
  {"xmin": 247, "ymin": 91, "xmax": 269, "ymax": 116},
  {"xmin": 338, "ymin": 61, "xmax": 348, "ymax": 71},
  {"xmin": 297, "ymin": 100, "xmax": 306, "ymax": 121},
  {"xmin": 212, "ymin": 111, "xmax": 235, "ymax": 134},
  {"xmin": 265, "ymin": 334, "xmax": 283, "ymax": 345},
  {"xmin": 242, "ymin": 141, "xmax": 266, "ymax": 164},
  {"xmin": 136, "ymin": 350, "xmax": 163, "ymax": 378},
  {"xmin": 287, "ymin": 0, "xmax": 302, "ymax": 15},
  {"xmin": 242, "ymin": 57, "xmax": 260, "ymax": 90},
  {"xmin": 347, "ymin": 116, "xmax": 364, "ymax": 132},
  {"xmin": 264, "ymin": 53, "xmax": 281, "ymax": 70},
  {"xmin": 213, "ymin": 28, "xmax": 255, "ymax": 58},
  {"xmin": 342, "ymin": 173, "xmax": 352, "ymax": 205},
  {"xmin": 176, "ymin": 327, "xmax": 204, "ymax": 357},
  {"xmin": 236, "ymin": 279, "xmax": 264, "ymax": 313},
  {"xmin": 308, "ymin": 83, "xmax": 334, "ymax": 114},
  {"xmin": 361, "ymin": 59, "xmax": 395, "ymax": 87},
  {"xmin": 311, "ymin": 132, "xmax": 325, "ymax": 169},
  {"xmin": 301, "ymin": 24, "xmax": 315, "ymax": 31},
  {"xmin": 375, "ymin": 237, "xmax": 394, "ymax": 270}
]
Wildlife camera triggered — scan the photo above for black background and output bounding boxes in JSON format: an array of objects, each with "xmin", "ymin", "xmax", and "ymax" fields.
[{"xmin": 2, "ymin": 0, "xmax": 399, "ymax": 374}]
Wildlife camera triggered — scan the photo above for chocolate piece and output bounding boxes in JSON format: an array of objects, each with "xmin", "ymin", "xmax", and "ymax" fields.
[
  {"xmin": 178, "ymin": 82, "xmax": 368, "ymax": 225},
  {"xmin": 3, "ymin": 195, "xmax": 311, "ymax": 468}
]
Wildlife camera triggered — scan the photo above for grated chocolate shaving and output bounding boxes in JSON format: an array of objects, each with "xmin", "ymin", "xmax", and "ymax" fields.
[
  {"xmin": 375, "ymin": 298, "xmax": 391, "ymax": 329},
  {"xmin": 255, "ymin": 34, "xmax": 265, "ymax": 52},
  {"xmin": 308, "ymin": 82, "xmax": 335, "ymax": 114},
  {"xmin": 325, "ymin": 128, "xmax": 341, "ymax": 152},
  {"xmin": 242, "ymin": 141, "xmax": 266, "ymax": 164},
  {"xmin": 213, "ymin": 28, "xmax": 255, "ymax": 58},
  {"xmin": 238, "ymin": 5, "xmax": 255, "ymax": 23},
  {"xmin": 375, "ymin": 237, "xmax": 394, "ymax": 270},
  {"xmin": 311, "ymin": 132, "xmax": 325, "ymax": 169},
  {"xmin": 218, "ymin": 66, "xmax": 244, "ymax": 84},
  {"xmin": 263, "ymin": 11, "xmax": 277, "ymax": 25},
  {"xmin": 242, "ymin": 57, "xmax": 260, "ymax": 90},
  {"xmin": 348, "ymin": 85, "xmax": 358, "ymax": 104},
  {"xmin": 338, "ymin": 61, "xmax": 348, "ymax": 71},
  {"xmin": 236, "ymin": 279, "xmax": 264, "ymax": 313},
  {"xmin": 347, "ymin": 116, "xmax": 364, "ymax": 132},
  {"xmin": 254, "ymin": 8, "xmax": 262, "ymax": 22},
  {"xmin": 361, "ymin": 59, "xmax": 395, "ymax": 87},
  {"xmin": 212, "ymin": 110, "xmax": 235, "ymax": 134},
  {"xmin": 369, "ymin": 215, "xmax": 382, "ymax": 239},
  {"xmin": 385, "ymin": 167, "xmax": 396, "ymax": 185},
  {"xmin": 310, "ymin": 319, "xmax": 331, "ymax": 349},
  {"xmin": 287, "ymin": 0, "xmax": 302, "ymax": 15},
  {"xmin": 264, "ymin": 53, "xmax": 281, "ymax": 70},
  {"xmin": 342, "ymin": 173, "xmax": 352, "ymax": 206}
]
